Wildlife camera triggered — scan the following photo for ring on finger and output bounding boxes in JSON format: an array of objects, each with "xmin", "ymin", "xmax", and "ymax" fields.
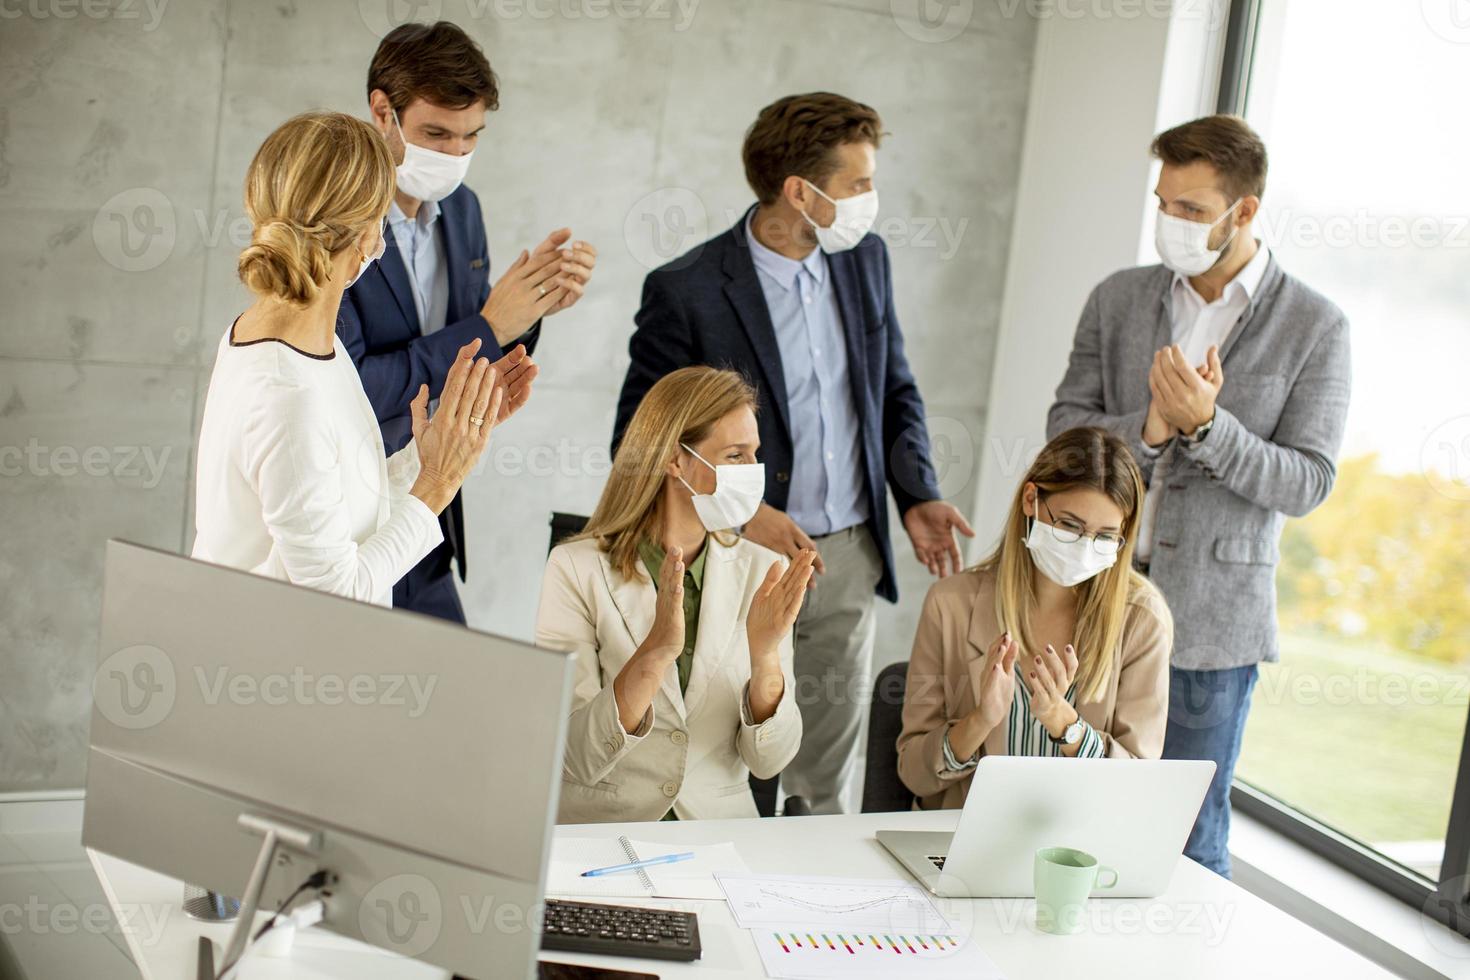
[
  {"xmin": 537, "ymin": 284, "xmax": 548, "ymax": 298},
  {"xmin": 469, "ymin": 416, "xmax": 485, "ymax": 427}
]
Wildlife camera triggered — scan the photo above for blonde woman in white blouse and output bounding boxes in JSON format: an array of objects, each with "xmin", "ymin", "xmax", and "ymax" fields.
[{"xmin": 193, "ymin": 112, "xmax": 531, "ymax": 605}]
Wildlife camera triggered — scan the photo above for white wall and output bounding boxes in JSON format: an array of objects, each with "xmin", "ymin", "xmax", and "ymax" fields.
[
  {"xmin": 0, "ymin": 1, "xmax": 1040, "ymax": 791},
  {"xmin": 970, "ymin": 0, "xmax": 1230, "ymax": 550}
]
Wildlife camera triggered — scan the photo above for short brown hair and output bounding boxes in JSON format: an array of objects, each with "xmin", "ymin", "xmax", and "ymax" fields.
[
  {"xmin": 742, "ymin": 93, "xmax": 884, "ymax": 206},
  {"xmin": 1151, "ymin": 114, "xmax": 1267, "ymax": 201},
  {"xmin": 367, "ymin": 21, "xmax": 499, "ymax": 114}
]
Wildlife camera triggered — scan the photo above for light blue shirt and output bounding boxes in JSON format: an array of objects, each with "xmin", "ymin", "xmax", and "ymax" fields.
[
  {"xmin": 745, "ymin": 211, "xmax": 868, "ymax": 536},
  {"xmin": 387, "ymin": 199, "xmax": 449, "ymax": 335}
]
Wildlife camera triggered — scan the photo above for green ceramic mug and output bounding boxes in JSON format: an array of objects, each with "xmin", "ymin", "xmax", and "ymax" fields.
[{"xmin": 1034, "ymin": 846, "xmax": 1118, "ymax": 935}]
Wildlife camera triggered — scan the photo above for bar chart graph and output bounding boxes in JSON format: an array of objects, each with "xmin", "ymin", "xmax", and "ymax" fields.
[{"xmin": 752, "ymin": 928, "xmax": 1005, "ymax": 979}]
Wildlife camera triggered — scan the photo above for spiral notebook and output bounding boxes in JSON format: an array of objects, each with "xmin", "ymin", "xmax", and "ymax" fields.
[{"xmin": 544, "ymin": 835, "xmax": 749, "ymax": 900}]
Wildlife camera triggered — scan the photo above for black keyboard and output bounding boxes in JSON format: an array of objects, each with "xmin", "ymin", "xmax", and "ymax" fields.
[{"xmin": 540, "ymin": 898, "xmax": 701, "ymax": 962}]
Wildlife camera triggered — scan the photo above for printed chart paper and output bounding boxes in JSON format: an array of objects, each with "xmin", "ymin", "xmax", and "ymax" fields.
[
  {"xmin": 714, "ymin": 873, "xmax": 954, "ymax": 932},
  {"xmin": 752, "ymin": 928, "xmax": 1006, "ymax": 979}
]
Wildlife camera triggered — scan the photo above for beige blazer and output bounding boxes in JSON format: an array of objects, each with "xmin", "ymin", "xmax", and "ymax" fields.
[
  {"xmin": 535, "ymin": 535, "xmax": 802, "ymax": 823},
  {"xmin": 896, "ymin": 567, "xmax": 1173, "ymax": 811}
]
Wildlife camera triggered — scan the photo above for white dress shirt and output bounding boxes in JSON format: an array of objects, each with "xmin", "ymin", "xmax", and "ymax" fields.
[
  {"xmin": 1137, "ymin": 242, "xmax": 1271, "ymax": 562},
  {"xmin": 192, "ymin": 322, "xmax": 443, "ymax": 606}
]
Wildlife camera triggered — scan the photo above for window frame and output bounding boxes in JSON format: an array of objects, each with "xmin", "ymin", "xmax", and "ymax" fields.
[
  {"xmin": 1215, "ymin": 0, "xmax": 1262, "ymax": 115},
  {"xmin": 1216, "ymin": 0, "xmax": 1470, "ymax": 940}
]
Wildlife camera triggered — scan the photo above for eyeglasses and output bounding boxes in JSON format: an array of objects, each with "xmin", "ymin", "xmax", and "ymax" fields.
[{"xmin": 1039, "ymin": 498, "xmax": 1124, "ymax": 557}]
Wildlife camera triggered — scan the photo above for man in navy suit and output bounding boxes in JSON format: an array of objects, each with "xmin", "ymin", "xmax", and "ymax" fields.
[
  {"xmin": 613, "ymin": 93, "xmax": 974, "ymax": 813},
  {"xmin": 340, "ymin": 22, "xmax": 597, "ymax": 623}
]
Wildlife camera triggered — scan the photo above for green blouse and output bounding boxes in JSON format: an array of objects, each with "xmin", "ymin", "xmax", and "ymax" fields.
[{"xmin": 637, "ymin": 536, "xmax": 708, "ymax": 696}]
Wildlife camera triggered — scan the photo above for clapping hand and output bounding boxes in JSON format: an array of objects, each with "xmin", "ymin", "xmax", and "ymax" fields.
[
  {"xmin": 1149, "ymin": 344, "xmax": 1224, "ymax": 435},
  {"xmin": 488, "ymin": 343, "xmax": 538, "ymax": 423},
  {"xmin": 971, "ymin": 631, "xmax": 1019, "ymax": 736},
  {"xmin": 612, "ymin": 545, "xmax": 689, "ymax": 735},
  {"xmin": 1144, "ymin": 345, "xmax": 1224, "ymax": 446},
  {"xmin": 746, "ymin": 550, "xmax": 818, "ymax": 659},
  {"xmin": 943, "ymin": 632, "xmax": 1020, "ymax": 763},
  {"xmin": 480, "ymin": 247, "xmax": 567, "ymax": 347},
  {"xmin": 409, "ymin": 338, "xmax": 503, "ymax": 515},
  {"xmin": 532, "ymin": 228, "xmax": 597, "ymax": 315},
  {"xmin": 1025, "ymin": 643, "xmax": 1079, "ymax": 733},
  {"xmin": 644, "ymin": 546, "xmax": 687, "ymax": 661}
]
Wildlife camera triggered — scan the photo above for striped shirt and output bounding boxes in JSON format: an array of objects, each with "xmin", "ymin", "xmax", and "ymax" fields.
[{"xmin": 942, "ymin": 666, "xmax": 1106, "ymax": 768}]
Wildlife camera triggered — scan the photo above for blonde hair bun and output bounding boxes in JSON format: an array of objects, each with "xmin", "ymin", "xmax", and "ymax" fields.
[
  {"xmin": 237, "ymin": 219, "xmax": 334, "ymax": 308},
  {"xmin": 237, "ymin": 111, "xmax": 395, "ymax": 309}
]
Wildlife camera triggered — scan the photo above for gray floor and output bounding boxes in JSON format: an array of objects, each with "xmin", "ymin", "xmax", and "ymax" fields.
[{"xmin": 0, "ymin": 798, "xmax": 141, "ymax": 980}]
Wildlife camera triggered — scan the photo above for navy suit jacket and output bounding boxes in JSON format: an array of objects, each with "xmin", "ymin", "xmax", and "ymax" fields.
[
  {"xmin": 612, "ymin": 209, "xmax": 940, "ymax": 602},
  {"xmin": 337, "ymin": 183, "xmax": 539, "ymax": 581}
]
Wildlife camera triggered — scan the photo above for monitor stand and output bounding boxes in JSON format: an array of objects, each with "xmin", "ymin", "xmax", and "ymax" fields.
[{"xmin": 215, "ymin": 813, "xmax": 323, "ymax": 979}]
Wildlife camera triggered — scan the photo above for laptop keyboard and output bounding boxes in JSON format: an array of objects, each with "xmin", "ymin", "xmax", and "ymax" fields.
[{"xmin": 928, "ymin": 855, "xmax": 947, "ymax": 870}]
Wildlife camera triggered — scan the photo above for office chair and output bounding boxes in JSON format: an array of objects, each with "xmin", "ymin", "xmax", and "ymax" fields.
[
  {"xmin": 750, "ymin": 775, "xmax": 811, "ymax": 817},
  {"xmin": 861, "ymin": 660, "xmax": 915, "ymax": 813},
  {"xmin": 546, "ymin": 513, "xmax": 811, "ymax": 818},
  {"xmin": 0, "ymin": 933, "xmax": 23, "ymax": 980},
  {"xmin": 548, "ymin": 512, "xmax": 590, "ymax": 554}
]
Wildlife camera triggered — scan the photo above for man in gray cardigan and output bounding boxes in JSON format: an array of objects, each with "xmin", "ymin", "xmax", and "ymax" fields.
[{"xmin": 1047, "ymin": 115, "xmax": 1351, "ymax": 877}]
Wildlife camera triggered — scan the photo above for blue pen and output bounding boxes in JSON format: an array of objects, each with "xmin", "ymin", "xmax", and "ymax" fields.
[{"xmin": 580, "ymin": 852, "xmax": 696, "ymax": 877}]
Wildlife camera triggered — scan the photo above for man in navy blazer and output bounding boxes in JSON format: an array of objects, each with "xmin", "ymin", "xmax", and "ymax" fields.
[
  {"xmin": 614, "ymin": 93, "xmax": 974, "ymax": 813},
  {"xmin": 341, "ymin": 22, "xmax": 596, "ymax": 623}
]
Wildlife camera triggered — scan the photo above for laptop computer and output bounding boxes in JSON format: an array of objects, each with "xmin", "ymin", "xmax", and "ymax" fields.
[{"xmin": 877, "ymin": 757, "xmax": 1215, "ymax": 898}]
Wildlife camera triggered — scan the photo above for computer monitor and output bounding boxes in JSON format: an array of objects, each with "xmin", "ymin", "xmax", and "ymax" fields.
[{"xmin": 82, "ymin": 540, "xmax": 576, "ymax": 980}]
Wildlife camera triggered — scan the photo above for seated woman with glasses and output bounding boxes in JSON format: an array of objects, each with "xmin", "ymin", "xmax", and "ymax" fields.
[{"xmin": 896, "ymin": 426, "xmax": 1172, "ymax": 809}]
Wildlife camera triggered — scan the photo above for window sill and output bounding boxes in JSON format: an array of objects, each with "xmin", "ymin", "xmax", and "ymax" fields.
[{"xmin": 1231, "ymin": 809, "xmax": 1469, "ymax": 980}]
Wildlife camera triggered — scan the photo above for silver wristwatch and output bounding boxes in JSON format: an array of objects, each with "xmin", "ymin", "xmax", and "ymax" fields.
[
  {"xmin": 1049, "ymin": 718, "xmax": 1086, "ymax": 746},
  {"xmin": 1187, "ymin": 413, "xmax": 1216, "ymax": 445}
]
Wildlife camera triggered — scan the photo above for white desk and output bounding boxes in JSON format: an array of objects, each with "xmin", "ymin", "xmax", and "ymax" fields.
[{"xmin": 90, "ymin": 809, "xmax": 1393, "ymax": 979}]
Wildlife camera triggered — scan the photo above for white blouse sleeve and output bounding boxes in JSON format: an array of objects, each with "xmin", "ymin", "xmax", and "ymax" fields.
[
  {"xmin": 386, "ymin": 439, "xmax": 422, "ymax": 498},
  {"xmin": 239, "ymin": 378, "xmax": 442, "ymax": 602}
]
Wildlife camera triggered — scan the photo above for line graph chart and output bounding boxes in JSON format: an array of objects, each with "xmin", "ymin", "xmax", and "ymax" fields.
[{"xmin": 715, "ymin": 874, "xmax": 954, "ymax": 932}]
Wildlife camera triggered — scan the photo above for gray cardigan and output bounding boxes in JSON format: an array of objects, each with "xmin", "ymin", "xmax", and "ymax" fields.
[{"xmin": 1047, "ymin": 256, "xmax": 1351, "ymax": 670}]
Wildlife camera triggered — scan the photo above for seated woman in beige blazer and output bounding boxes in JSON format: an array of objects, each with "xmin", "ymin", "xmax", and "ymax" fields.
[
  {"xmin": 897, "ymin": 426, "xmax": 1172, "ymax": 810},
  {"xmin": 536, "ymin": 366, "xmax": 815, "ymax": 823}
]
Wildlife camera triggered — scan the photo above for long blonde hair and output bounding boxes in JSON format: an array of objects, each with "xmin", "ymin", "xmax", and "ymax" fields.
[
  {"xmin": 979, "ymin": 427, "xmax": 1150, "ymax": 703},
  {"xmin": 238, "ymin": 111, "xmax": 395, "ymax": 308},
  {"xmin": 576, "ymin": 367, "xmax": 759, "ymax": 581}
]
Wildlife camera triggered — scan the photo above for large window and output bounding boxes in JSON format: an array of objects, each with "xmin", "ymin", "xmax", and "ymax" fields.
[{"xmin": 1221, "ymin": 0, "xmax": 1470, "ymax": 933}]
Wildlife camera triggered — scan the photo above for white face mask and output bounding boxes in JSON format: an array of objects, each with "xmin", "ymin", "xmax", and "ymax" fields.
[
  {"xmin": 800, "ymin": 179, "xmax": 879, "ymax": 253},
  {"xmin": 1154, "ymin": 199, "xmax": 1241, "ymax": 276},
  {"xmin": 392, "ymin": 110, "xmax": 473, "ymax": 203},
  {"xmin": 676, "ymin": 443, "xmax": 765, "ymax": 532},
  {"xmin": 346, "ymin": 230, "xmax": 386, "ymax": 289},
  {"xmin": 1025, "ymin": 512, "xmax": 1118, "ymax": 588}
]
